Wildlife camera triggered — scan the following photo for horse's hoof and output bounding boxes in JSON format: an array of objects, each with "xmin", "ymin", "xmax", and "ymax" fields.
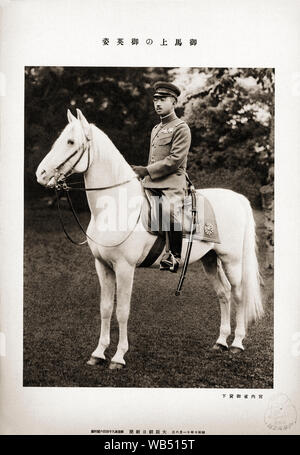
[
  {"xmin": 212, "ymin": 343, "xmax": 228, "ymax": 351},
  {"xmin": 87, "ymin": 356, "xmax": 106, "ymax": 366},
  {"xmin": 229, "ymin": 346, "xmax": 244, "ymax": 354},
  {"xmin": 109, "ymin": 361, "xmax": 125, "ymax": 370}
]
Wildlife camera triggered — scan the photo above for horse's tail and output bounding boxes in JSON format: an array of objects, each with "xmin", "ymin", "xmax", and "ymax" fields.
[{"xmin": 241, "ymin": 196, "xmax": 264, "ymax": 327}]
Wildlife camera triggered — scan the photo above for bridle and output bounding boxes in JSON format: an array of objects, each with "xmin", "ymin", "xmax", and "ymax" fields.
[
  {"xmin": 53, "ymin": 130, "xmax": 92, "ymax": 184},
  {"xmin": 53, "ymin": 127, "xmax": 140, "ymax": 247}
]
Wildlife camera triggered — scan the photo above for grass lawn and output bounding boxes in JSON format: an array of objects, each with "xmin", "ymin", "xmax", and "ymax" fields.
[{"xmin": 24, "ymin": 199, "xmax": 273, "ymax": 388}]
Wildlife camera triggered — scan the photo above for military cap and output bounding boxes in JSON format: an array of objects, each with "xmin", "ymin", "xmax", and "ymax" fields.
[{"xmin": 153, "ymin": 81, "xmax": 181, "ymax": 99}]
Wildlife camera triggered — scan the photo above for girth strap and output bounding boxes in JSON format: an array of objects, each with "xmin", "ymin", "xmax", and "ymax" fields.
[{"xmin": 138, "ymin": 235, "xmax": 165, "ymax": 268}]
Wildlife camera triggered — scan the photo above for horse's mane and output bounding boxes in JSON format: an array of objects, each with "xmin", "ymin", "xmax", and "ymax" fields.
[{"xmin": 90, "ymin": 123, "xmax": 135, "ymax": 184}]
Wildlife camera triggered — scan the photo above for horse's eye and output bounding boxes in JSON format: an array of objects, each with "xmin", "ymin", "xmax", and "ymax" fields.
[{"xmin": 68, "ymin": 139, "xmax": 74, "ymax": 145}]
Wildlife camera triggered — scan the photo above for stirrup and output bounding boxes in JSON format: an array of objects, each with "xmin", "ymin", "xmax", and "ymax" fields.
[{"xmin": 160, "ymin": 252, "xmax": 180, "ymax": 273}]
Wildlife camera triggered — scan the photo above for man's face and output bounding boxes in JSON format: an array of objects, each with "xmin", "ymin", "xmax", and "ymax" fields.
[{"xmin": 153, "ymin": 96, "xmax": 176, "ymax": 116}]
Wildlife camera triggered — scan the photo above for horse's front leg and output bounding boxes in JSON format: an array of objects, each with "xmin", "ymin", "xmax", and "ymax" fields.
[
  {"xmin": 87, "ymin": 258, "xmax": 116, "ymax": 366},
  {"xmin": 109, "ymin": 261, "xmax": 135, "ymax": 370}
]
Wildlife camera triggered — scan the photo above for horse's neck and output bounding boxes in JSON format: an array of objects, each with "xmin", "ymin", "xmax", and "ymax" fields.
[
  {"xmin": 85, "ymin": 125, "xmax": 135, "ymax": 187},
  {"xmin": 84, "ymin": 125, "xmax": 143, "ymax": 213}
]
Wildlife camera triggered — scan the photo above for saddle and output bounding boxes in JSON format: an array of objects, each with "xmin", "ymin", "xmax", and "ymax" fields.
[{"xmin": 138, "ymin": 188, "xmax": 220, "ymax": 268}]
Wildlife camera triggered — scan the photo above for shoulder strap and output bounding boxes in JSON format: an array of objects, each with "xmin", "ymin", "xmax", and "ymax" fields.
[{"xmin": 173, "ymin": 119, "xmax": 186, "ymax": 129}]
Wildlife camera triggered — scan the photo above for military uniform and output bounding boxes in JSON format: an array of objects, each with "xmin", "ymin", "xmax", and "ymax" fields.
[
  {"xmin": 133, "ymin": 81, "xmax": 191, "ymax": 271},
  {"xmin": 143, "ymin": 112, "xmax": 191, "ymax": 192},
  {"xmin": 144, "ymin": 83, "xmax": 191, "ymax": 271},
  {"xmin": 143, "ymin": 112, "xmax": 191, "ymax": 235}
]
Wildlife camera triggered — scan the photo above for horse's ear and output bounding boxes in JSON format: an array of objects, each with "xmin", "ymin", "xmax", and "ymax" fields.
[
  {"xmin": 76, "ymin": 109, "xmax": 91, "ymax": 139},
  {"xmin": 67, "ymin": 109, "xmax": 76, "ymax": 123}
]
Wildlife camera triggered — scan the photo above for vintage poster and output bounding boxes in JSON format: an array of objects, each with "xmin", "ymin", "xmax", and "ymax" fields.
[{"xmin": 0, "ymin": 0, "xmax": 299, "ymax": 438}]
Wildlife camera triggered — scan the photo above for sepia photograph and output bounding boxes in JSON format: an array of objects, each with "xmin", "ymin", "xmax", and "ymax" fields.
[
  {"xmin": 1, "ymin": 0, "xmax": 299, "ymax": 437},
  {"xmin": 24, "ymin": 66, "xmax": 274, "ymax": 388}
]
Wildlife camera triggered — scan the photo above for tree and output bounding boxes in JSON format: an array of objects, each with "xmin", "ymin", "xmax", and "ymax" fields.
[
  {"xmin": 25, "ymin": 66, "xmax": 274, "ymax": 208},
  {"xmin": 170, "ymin": 67, "xmax": 274, "ymax": 205},
  {"xmin": 24, "ymin": 66, "xmax": 170, "ymax": 199}
]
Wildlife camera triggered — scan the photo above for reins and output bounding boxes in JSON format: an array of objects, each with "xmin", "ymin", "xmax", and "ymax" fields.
[
  {"xmin": 53, "ymin": 126, "xmax": 141, "ymax": 247},
  {"xmin": 55, "ymin": 177, "xmax": 138, "ymax": 192},
  {"xmin": 51, "ymin": 120, "xmax": 195, "ymax": 296},
  {"xmin": 55, "ymin": 186, "xmax": 87, "ymax": 246},
  {"xmin": 55, "ymin": 176, "xmax": 142, "ymax": 248}
]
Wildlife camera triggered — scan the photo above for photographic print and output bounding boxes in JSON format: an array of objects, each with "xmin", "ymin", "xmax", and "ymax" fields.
[
  {"xmin": 25, "ymin": 66, "xmax": 274, "ymax": 389},
  {"xmin": 0, "ymin": 0, "xmax": 299, "ymax": 437}
]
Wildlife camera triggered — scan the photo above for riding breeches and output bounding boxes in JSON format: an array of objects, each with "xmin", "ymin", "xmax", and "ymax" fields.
[{"xmin": 148, "ymin": 188, "xmax": 185, "ymax": 258}]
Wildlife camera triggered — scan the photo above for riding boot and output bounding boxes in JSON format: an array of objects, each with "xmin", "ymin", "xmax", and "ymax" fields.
[
  {"xmin": 169, "ymin": 228, "xmax": 182, "ymax": 259},
  {"xmin": 158, "ymin": 188, "xmax": 183, "ymax": 272},
  {"xmin": 160, "ymin": 228, "xmax": 182, "ymax": 273}
]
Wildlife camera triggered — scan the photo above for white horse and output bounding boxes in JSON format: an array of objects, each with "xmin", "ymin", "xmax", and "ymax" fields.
[{"xmin": 36, "ymin": 109, "xmax": 264, "ymax": 370}]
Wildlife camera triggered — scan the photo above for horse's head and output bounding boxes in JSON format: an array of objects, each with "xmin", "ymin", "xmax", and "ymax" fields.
[{"xmin": 36, "ymin": 109, "xmax": 92, "ymax": 187}]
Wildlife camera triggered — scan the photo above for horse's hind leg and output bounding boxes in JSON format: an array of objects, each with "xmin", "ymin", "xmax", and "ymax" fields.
[
  {"xmin": 222, "ymin": 259, "xmax": 245, "ymax": 353},
  {"xmin": 87, "ymin": 259, "xmax": 116, "ymax": 365},
  {"xmin": 201, "ymin": 251, "xmax": 231, "ymax": 350},
  {"xmin": 109, "ymin": 261, "xmax": 135, "ymax": 370}
]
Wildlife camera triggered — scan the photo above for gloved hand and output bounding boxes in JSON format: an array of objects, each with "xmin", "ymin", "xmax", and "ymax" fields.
[{"xmin": 132, "ymin": 165, "xmax": 149, "ymax": 178}]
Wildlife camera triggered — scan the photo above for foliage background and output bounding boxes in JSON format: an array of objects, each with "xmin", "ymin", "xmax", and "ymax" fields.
[
  {"xmin": 24, "ymin": 67, "xmax": 274, "ymax": 386},
  {"xmin": 25, "ymin": 66, "xmax": 274, "ymax": 208}
]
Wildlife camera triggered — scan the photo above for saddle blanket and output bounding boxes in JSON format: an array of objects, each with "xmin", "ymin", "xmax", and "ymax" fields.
[{"xmin": 141, "ymin": 189, "xmax": 221, "ymax": 244}]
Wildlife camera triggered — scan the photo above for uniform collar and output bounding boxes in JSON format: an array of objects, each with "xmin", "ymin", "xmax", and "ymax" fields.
[{"xmin": 160, "ymin": 111, "xmax": 177, "ymax": 125}]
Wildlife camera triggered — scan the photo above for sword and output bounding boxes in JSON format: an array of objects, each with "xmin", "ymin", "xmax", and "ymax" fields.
[{"xmin": 175, "ymin": 187, "xmax": 197, "ymax": 296}]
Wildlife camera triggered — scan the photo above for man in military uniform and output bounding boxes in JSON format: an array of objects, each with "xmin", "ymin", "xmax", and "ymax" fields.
[{"xmin": 132, "ymin": 81, "xmax": 191, "ymax": 272}]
